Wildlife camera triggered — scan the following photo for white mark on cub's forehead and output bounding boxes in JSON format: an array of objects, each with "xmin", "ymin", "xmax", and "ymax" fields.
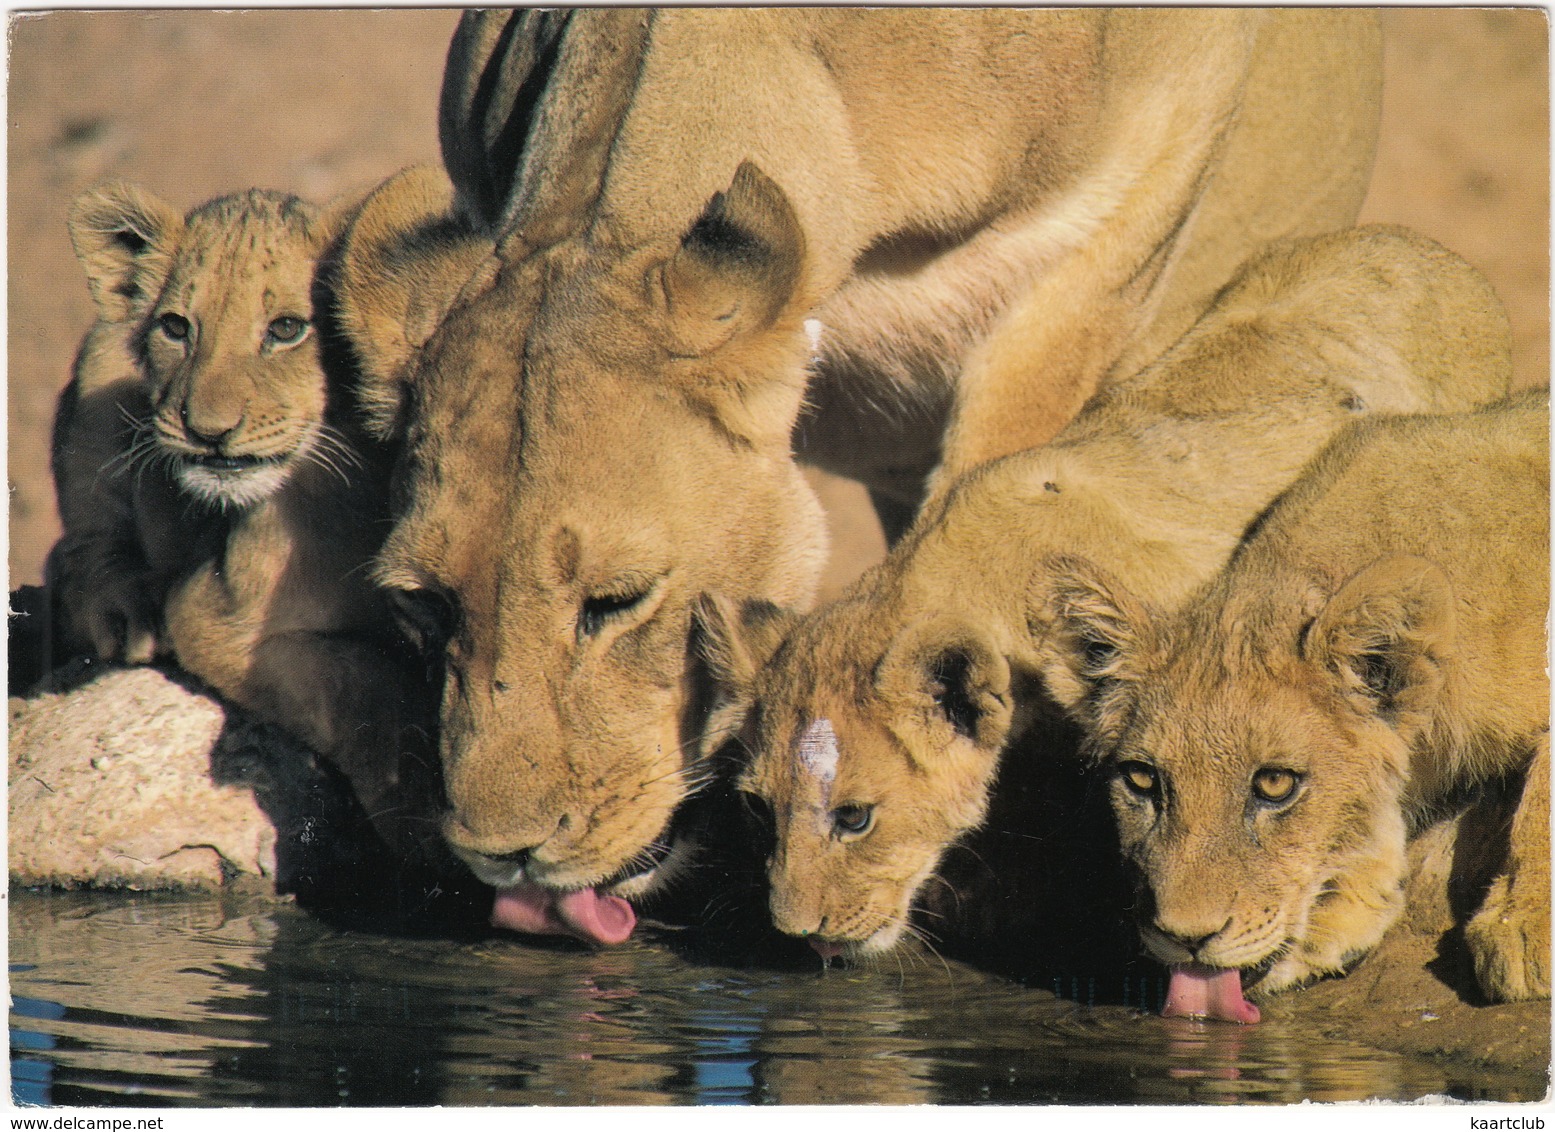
[
  {"xmin": 795, "ymin": 718, "xmax": 840, "ymax": 800},
  {"xmin": 803, "ymin": 318, "xmax": 825, "ymax": 364}
]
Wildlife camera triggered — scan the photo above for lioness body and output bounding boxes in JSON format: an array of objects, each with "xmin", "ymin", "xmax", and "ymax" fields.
[
  {"xmin": 732, "ymin": 227, "xmax": 1512, "ymax": 958},
  {"xmin": 339, "ymin": 10, "xmax": 1382, "ymax": 935},
  {"xmin": 51, "ymin": 184, "xmax": 434, "ymax": 851},
  {"xmin": 1051, "ymin": 391, "xmax": 1549, "ymax": 1005}
]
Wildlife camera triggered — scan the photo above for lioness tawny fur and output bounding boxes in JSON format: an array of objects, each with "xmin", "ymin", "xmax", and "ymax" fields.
[{"xmin": 335, "ymin": 11, "xmax": 1383, "ymax": 936}]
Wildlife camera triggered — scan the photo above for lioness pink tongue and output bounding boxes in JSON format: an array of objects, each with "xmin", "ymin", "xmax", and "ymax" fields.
[
  {"xmin": 1163, "ymin": 964, "xmax": 1261, "ymax": 1024},
  {"xmin": 491, "ymin": 881, "xmax": 636, "ymax": 945},
  {"xmin": 555, "ymin": 887, "xmax": 637, "ymax": 945}
]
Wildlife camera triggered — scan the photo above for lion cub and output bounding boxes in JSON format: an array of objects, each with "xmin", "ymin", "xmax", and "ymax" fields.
[
  {"xmin": 48, "ymin": 182, "xmax": 435, "ymax": 854},
  {"xmin": 1044, "ymin": 390, "xmax": 1549, "ymax": 1013},
  {"xmin": 713, "ymin": 226, "xmax": 1512, "ymax": 962}
]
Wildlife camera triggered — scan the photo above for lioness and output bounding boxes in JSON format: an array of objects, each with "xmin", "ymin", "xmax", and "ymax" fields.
[
  {"xmin": 50, "ymin": 182, "xmax": 438, "ymax": 859},
  {"xmin": 1043, "ymin": 390, "xmax": 1550, "ymax": 1016},
  {"xmin": 723, "ymin": 227, "xmax": 1512, "ymax": 961},
  {"xmin": 337, "ymin": 10, "xmax": 1381, "ymax": 940}
]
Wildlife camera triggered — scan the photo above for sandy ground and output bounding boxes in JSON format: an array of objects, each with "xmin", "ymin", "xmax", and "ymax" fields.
[
  {"xmin": 6, "ymin": 7, "xmax": 1550, "ymax": 1084},
  {"xmin": 7, "ymin": 9, "xmax": 1549, "ymax": 595}
]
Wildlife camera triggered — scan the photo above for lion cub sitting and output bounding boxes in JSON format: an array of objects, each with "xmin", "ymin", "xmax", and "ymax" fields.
[
  {"xmin": 1043, "ymin": 390, "xmax": 1549, "ymax": 1015},
  {"xmin": 48, "ymin": 181, "xmax": 435, "ymax": 855},
  {"xmin": 712, "ymin": 226, "xmax": 1511, "ymax": 962}
]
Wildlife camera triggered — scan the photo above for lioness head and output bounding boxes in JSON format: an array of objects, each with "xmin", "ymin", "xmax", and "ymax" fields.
[
  {"xmin": 337, "ymin": 164, "xmax": 828, "ymax": 930},
  {"xmin": 68, "ymin": 184, "xmax": 354, "ymax": 509},
  {"xmin": 716, "ymin": 587, "xmax": 1018, "ymax": 959},
  {"xmin": 1040, "ymin": 554, "xmax": 1458, "ymax": 999}
]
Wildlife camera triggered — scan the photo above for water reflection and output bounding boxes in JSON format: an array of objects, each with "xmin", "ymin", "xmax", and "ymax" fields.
[{"xmin": 10, "ymin": 888, "xmax": 1545, "ymax": 1106}]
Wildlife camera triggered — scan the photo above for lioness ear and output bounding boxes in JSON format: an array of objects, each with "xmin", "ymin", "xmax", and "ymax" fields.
[
  {"xmin": 653, "ymin": 161, "xmax": 805, "ymax": 359},
  {"xmin": 1305, "ymin": 555, "xmax": 1456, "ymax": 743},
  {"xmin": 692, "ymin": 593, "xmax": 798, "ymax": 758},
  {"xmin": 875, "ymin": 617, "xmax": 1013, "ymax": 758},
  {"xmin": 1028, "ymin": 555, "xmax": 1147, "ymax": 736},
  {"xmin": 313, "ymin": 187, "xmax": 370, "ymax": 248},
  {"xmin": 335, "ymin": 165, "xmax": 497, "ymax": 438},
  {"xmin": 68, "ymin": 182, "xmax": 184, "ymax": 322}
]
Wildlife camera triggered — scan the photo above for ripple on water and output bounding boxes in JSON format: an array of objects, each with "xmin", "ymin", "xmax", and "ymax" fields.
[{"xmin": 9, "ymin": 888, "xmax": 1546, "ymax": 1106}]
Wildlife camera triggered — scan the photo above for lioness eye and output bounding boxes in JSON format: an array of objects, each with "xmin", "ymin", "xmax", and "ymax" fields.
[
  {"xmin": 832, "ymin": 804, "xmax": 874, "ymax": 837},
  {"xmin": 157, "ymin": 312, "xmax": 191, "ymax": 341},
  {"xmin": 1252, "ymin": 767, "xmax": 1300, "ymax": 804},
  {"xmin": 266, "ymin": 316, "xmax": 308, "ymax": 345},
  {"xmin": 578, "ymin": 583, "xmax": 656, "ymax": 641},
  {"xmin": 389, "ymin": 586, "xmax": 458, "ymax": 653},
  {"xmin": 1116, "ymin": 760, "xmax": 1159, "ymax": 797}
]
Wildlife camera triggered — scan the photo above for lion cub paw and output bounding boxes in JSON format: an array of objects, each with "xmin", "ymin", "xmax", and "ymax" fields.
[{"xmin": 1466, "ymin": 874, "xmax": 1550, "ymax": 1002}]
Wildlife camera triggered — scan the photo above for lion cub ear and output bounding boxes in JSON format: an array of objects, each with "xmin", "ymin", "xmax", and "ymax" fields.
[
  {"xmin": 1305, "ymin": 554, "xmax": 1456, "ymax": 743},
  {"xmin": 335, "ymin": 164, "xmax": 497, "ymax": 438},
  {"xmin": 875, "ymin": 617, "xmax": 1013, "ymax": 760},
  {"xmin": 652, "ymin": 161, "xmax": 806, "ymax": 359},
  {"xmin": 1027, "ymin": 555, "xmax": 1149, "ymax": 739},
  {"xmin": 692, "ymin": 593, "xmax": 798, "ymax": 759},
  {"xmin": 68, "ymin": 182, "xmax": 185, "ymax": 322}
]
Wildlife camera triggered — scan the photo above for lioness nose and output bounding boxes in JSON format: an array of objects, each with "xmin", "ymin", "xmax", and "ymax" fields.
[
  {"xmin": 1155, "ymin": 916, "xmax": 1232, "ymax": 954},
  {"xmin": 443, "ymin": 812, "xmax": 560, "ymax": 861}
]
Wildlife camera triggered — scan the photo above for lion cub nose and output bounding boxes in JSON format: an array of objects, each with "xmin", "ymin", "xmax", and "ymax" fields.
[{"xmin": 180, "ymin": 400, "xmax": 243, "ymax": 447}]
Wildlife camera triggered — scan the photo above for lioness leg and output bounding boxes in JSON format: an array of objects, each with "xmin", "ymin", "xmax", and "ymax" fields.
[
  {"xmin": 934, "ymin": 10, "xmax": 1380, "ymax": 495},
  {"xmin": 241, "ymin": 630, "xmax": 442, "ymax": 861},
  {"xmin": 1466, "ymin": 731, "xmax": 1551, "ymax": 1002}
]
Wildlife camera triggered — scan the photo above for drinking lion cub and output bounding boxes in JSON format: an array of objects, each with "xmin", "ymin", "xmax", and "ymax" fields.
[
  {"xmin": 48, "ymin": 180, "xmax": 438, "ymax": 857},
  {"xmin": 719, "ymin": 226, "xmax": 1511, "ymax": 962},
  {"xmin": 1044, "ymin": 390, "xmax": 1549, "ymax": 1017}
]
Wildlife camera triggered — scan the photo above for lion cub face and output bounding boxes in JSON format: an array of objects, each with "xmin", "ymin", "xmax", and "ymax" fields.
[
  {"xmin": 70, "ymin": 185, "xmax": 344, "ymax": 509},
  {"xmin": 1099, "ymin": 666, "xmax": 1409, "ymax": 982},
  {"xmin": 1043, "ymin": 557, "xmax": 1455, "ymax": 993},
  {"xmin": 729, "ymin": 603, "xmax": 1014, "ymax": 959}
]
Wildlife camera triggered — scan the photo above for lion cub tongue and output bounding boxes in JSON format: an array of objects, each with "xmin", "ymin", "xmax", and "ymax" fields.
[
  {"xmin": 1162, "ymin": 964, "xmax": 1261, "ymax": 1024},
  {"xmin": 491, "ymin": 881, "xmax": 637, "ymax": 945}
]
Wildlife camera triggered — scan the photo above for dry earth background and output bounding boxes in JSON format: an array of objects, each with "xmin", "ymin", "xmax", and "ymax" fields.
[{"xmin": 5, "ymin": 6, "xmax": 1552, "ymax": 1081}]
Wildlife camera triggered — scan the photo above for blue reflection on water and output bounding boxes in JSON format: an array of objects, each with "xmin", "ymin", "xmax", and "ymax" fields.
[
  {"xmin": 10, "ymin": 991, "xmax": 64, "ymax": 1106},
  {"xmin": 690, "ymin": 1002, "xmax": 763, "ymax": 1104}
]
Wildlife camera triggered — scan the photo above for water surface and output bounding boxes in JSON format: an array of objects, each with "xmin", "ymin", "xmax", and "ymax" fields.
[{"xmin": 10, "ymin": 888, "xmax": 1544, "ymax": 1106}]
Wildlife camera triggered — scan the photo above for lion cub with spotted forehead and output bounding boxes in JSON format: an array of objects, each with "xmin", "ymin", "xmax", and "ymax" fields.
[
  {"xmin": 1044, "ymin": 389, "xmax": 1549, "ymax": 1012},
  {"xmin": 48, "ymin": 181, "xmax": 436, "ymax": 854},
  {"xmin": 713, "ymin": 226, "xmax": 1511, "ymax": 962}
]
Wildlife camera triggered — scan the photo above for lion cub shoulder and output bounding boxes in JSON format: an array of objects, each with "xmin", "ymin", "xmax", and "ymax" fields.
[{"xmin": 1049, "ymin": 389, "xmax": 1549, "ymax": 1004}]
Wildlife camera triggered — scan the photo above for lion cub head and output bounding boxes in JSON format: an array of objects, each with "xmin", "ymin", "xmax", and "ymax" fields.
[
  {"xmin": 708, "ymin": 589, "xmax": 1017, "ymax": 959},
  {"xmin": 1040, "ymin": 553, "xmax": 1465, "ymax": 1004},
  {"xmin": 69, "ymin": 184, "xmax": 353, "ymax": 509}
]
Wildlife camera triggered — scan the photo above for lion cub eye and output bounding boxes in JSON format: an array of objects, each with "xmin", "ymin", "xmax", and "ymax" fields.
[
  {"xmin": 832, "ymin": 804, "xmax": 875, "ymax": 838},
  {"xmin": 265, "ymin": 316, "xmax": 309, "ymax": 346},
  {"xmin": 156, "ymin": 312, "xmax": 191, "ymax": 341},
  {"xmin": 1116, "ymin": 760, "xmax": 1160, "ymax": 797},
  {"xmin": 1251, "ymin": 767, "xmax": 1301, "ymax": 804}
]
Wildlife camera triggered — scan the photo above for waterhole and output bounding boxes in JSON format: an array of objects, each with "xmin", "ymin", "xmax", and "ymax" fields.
[{"xmin": 10, "ymin": 888, "xmax": 1544, "ymax": 1107}]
